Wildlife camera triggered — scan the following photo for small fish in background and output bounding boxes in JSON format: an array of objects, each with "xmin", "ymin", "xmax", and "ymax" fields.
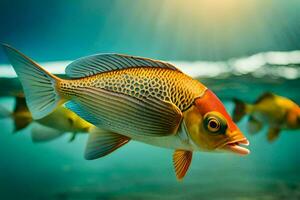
[
  {"xmin": 0, "ymin": 93, "xmax": 32, "ymax": 132},
  {"xmin": 3, "ymin": 44, "xmax": 250, "ymax": 180},
  {"xmin": 0, "ymin": 94, "xmax": 93, "ymax": 142},
  {"xmin": 232, "ymin": 92, "xmax": 300, "ymax": 142}
]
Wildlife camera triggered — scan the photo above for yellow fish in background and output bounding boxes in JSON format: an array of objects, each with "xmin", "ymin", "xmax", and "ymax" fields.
[
  {"xmin": 3, "ymin": 44, "xmax": 250, "ymax": 180},
  {"xmin": 0, "ymin": 94, "xmax": 92, "ymax": 142},
  {"xmin": 0, "ymin": 93, "xmax": 32, "ymax": 132},
  {"xmin": 233, "ymin": 92, "xmax": 300, "ymax": 142}
]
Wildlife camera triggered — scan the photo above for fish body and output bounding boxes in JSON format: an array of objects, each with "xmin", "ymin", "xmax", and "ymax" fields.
[
  {"xmin": 36, "ymin": 106, "xmax": 92, "ymax": 134},
  {"xmin": 59, "ymin": 67, "xmax": 205, "ymax": 150},
  {"xmin": 3, "ymin": 44, "xmax": 249, "ymax": 180},
  {"xmin": 233, "ymin": 92, "xmax": 300, "ymax": 142}
]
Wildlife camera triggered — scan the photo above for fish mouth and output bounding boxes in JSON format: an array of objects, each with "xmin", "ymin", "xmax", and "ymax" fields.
[{"xmin": 221, "ymin": 138, "xmax": 250, "ymax": 156}]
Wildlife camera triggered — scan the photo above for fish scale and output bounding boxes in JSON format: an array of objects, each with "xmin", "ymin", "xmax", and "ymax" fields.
[{"xmin": 61, "ymin": 67, "xmax": 207, "ymax": 111}]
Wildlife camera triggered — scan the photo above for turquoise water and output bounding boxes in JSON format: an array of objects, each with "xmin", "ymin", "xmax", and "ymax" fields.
[
  {"xmin": 0, "ymin": 65, "xmax": 299, "ymax": 199},
  {"xmin": 1, "ymin": 1, "xmax": 300, "ymax": 198}
]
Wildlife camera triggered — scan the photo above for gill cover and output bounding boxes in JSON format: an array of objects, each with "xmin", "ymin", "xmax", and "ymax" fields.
[
  {"xmin": 195, "ymin": 90, "xmax": 239, "ymax": 134},
  {"xmin": 184, "ymin": 89, "xmax": 248, "ymax": 153}
]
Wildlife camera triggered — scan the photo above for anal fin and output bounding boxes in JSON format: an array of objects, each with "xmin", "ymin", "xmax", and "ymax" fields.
[
  {"xmin": 85, "ymin": 128, "xmax": 130, "ymax": 160},
  {"xmin": 267, "ymin": 127, "xmax": 280, "ymax": 142},
  {"xmin": 173, "ymin": 150, "xmax": 193, "ymax": 180}
]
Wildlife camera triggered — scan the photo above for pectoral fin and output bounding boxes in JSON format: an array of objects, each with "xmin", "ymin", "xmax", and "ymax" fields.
[
  {"xmin": 267, "ymin": 127, "xmax": 280, "ymax": 142},
  {"xmin": 85, "ymin": 128, "xmax": 130, "ymax": 160},
  {"xmin": 247, "ymin": 116, "xmax": 263, "ymax": 134},
  {"xmin": 173, "ymin": 150, "xmax": 193, "ymax": 180}
]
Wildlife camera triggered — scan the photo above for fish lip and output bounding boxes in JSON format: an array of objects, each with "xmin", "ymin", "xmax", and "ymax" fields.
[{"xmin": 219, "ymin": 138, "xmax": 250, "ymax": 156}]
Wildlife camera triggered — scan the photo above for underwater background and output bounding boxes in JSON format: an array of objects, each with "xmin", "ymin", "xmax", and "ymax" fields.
[{"xmin": 0, "ymin": 0, "xmax": 300, "ymax": 199}]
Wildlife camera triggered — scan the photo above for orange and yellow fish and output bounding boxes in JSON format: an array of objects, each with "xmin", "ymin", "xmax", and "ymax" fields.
[
  {"xmin": 3, "ymin": 44, "xmax": 250, "ymax": 180},
  {"xmin": 233, "ymin": 92, "xmax": 300, "ymax": 142},
  {"xmin": 0, "ymin": 94, "xmax": 93, "ymax": 142}
]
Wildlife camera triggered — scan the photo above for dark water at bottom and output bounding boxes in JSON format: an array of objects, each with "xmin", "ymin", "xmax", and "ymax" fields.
[{"xmin": 0, "ymin": 97, "xmax": 299, "ymax": 200}]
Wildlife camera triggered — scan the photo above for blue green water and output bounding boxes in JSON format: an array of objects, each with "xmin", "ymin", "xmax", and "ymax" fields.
[
  {"xmin": 1, "ymin": 1, "xmax": 300, "ymax": 198},
  {"xmin": 0, "ymin": 66, "xmax": 299, "ymax": 199}
]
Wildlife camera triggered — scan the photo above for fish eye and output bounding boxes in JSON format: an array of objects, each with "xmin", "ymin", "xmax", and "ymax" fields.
[
  {"xmin": 203, "ymin": 113, "xmax": 227, "ymax": 134},
  {"xmin": 207, "ymin": 117, "xmax": 220, "ymax": 132}
]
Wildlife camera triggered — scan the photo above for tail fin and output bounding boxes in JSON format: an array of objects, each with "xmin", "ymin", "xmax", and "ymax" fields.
[
  {"xmin": 14, "ymin": 93, "xmax": 30, "ymax": 113},
  {"xmin": 2, "ymin": 44, "xmax": 63, "ymax": 119},
  {"xmin": 0, "ymin": 103, "xmax": 32, "ymax": 133},
  {"xmin": 13, "ymin": 116, "xmax": 32, "ymax": 133},
  {"xmin": 232, "ymin": 98, "xmax": 247, "ymax": 122}
]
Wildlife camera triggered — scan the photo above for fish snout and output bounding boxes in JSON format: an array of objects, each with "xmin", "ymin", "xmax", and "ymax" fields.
[{"xmin": 220, "ymin": 131, "xmax": 250, "ymax": 155}]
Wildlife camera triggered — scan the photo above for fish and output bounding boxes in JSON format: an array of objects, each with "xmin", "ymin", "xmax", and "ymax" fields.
[
  {"xmin": 0, "ymin": 93, "xmax": 33, "ymax": 132},
  {"xmin": 233, "ymin": 92, "xmax": 300, "ymax": 142},
  {"xmin": 3, "ymin": 44, "xmax": 249, "ymax": 180},
  {"xmin": 0, "ymin": 93, "xmax": 92, "ymax": 142}
]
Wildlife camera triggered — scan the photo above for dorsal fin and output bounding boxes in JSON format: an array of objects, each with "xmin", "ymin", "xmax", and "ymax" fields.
[
  {"xmin": 65, "ymin": 53, "xmax": 180, "ymax": 78},
  {"xmin": 254, "ymin": 92, "xmax": 275, "ymax": 104}
]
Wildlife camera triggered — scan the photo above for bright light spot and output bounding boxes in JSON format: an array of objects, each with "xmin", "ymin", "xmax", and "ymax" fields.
[
  {"xmin": 264, "ymin": 51, "xmax": 300, "ymax": 65},
  {"xmin": 232, "ymin": 54, "xmax": 265, "ymax": 74},
  {"xmin": 174, "ymin": 61, "xmax": 229, "ymax": 78},
  {"xmin": 0, "ymin": 61, "xmax": 71, "ymax": 78},
  {"xmin": 275, "ymin": 67, "xmax": 299, "ymax": 79}
]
